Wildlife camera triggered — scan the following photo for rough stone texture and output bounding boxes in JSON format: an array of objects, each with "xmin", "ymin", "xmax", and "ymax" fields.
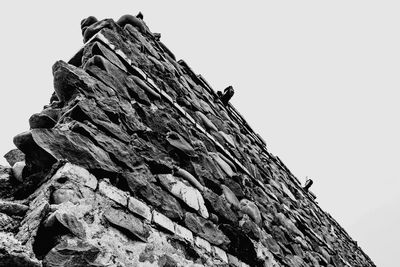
[
  {"xmin": 3, "ymin": 148, "xmax": 25, "ymax": 167},
  {"xmin": 0, "ymin": 14, "xmax": 375, "ymax": 267},
  {"xmin": 0, "ymin": 232, "xmax": 41, "ymax": 267}
]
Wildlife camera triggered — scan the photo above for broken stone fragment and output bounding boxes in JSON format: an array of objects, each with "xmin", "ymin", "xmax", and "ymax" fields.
[
  {"xmin": 221, "ymin": 185, "xmax": 240, "ymax": 209},
  {"xmin": 202, "ymin": 189, "xmax": 238, "ymax": 225},
  {"xmin": 224, "ymin": 178, "xmax": 245, "ymax": 199},
  {"xmin": 280, "ymin": 182, "xmax": 297, "ymax": 202},
  {"xmin": 195, "ymin": 111, "xmax": 218, "ymax": 132},
  {"xmin": 239, "ymin": 214, "xmax": 261, "ymax": 241},
  {"xmin": 262, "ymin": 233, "xmax": 281, "ymax": 256},
  {"xmin": 157, "ymin": 174, "xmax": 208, "ymax": 219},
  {"xmin": 16, "ymin": 128, "xmax": 120, "ymax": 175},
  {"xmin": 275, "ymin": 212, "xmax": 304, "ymax": 238},
  {"xmin": 124, "ymin": 24, "xmax": 160, "ymax": 59},
  {"xmin": 83, "ymin": 55, "xmax": 132, "ymax": 100},
  {"xmin": 53, "ymin": 64, "xmax": 81, "ymax": 103},
  {"xmin": 104, "ymin": 207, "xmax": 150, "ymax": 242},
  {"xmin": 122, "ymin": 171, "xmax": 184, "ymax": 221},
  {"xmin": 29, "ymin": 112, "xmax": 56, "ymax": 129},
  {"xmin": 13, "ymin": 130, "xmax": 56, "ymax": 170},
  {"xmin": 125, "ymin": 76, "xmax": 151, "ymax": 105},
  {"xmin": 217, "ymin": 152, "xmax": 237, "ymax": 172},
  {"xmin": 130, "ymin": 75, "xmax": 160, "ymax": 99},
  {"xmin": 3, "ymin": 148, "xmax": 25, "ymax": 167},
  {"xmin": 43, "ymin": 211, "xmax": 86, "ymax": 239},
  {"xmin": 80, "ymin": 16, "xmax": 98, "ymax": 35},
  {"xmin": 0, "ymin": 200, "xmax": 28, "ymax": 217},
  {"xmin": 209, "ymin": 152, "xmax": 234, "ymax": 177},
  {"xmin": 184, "ymin": 212, "xmax": 230, "ymax": 248},
  {"xmin": 173, "ymin": 167, "xmax": 204, "ymax": 192},
  {"xmin": 98, "ymin": 180, "xmax": 128, "ymax": 207},
  {"xmin": 12, "ymin": 161, "xmax": 25, "ymax": 182},
  {"xmin": 127, "ymin": 196, "xmax": 152, "ymax": 222},
  {"xmin": 166, "ymin": 131, "xmax": 195, "ymax": 157},
  {"xmin": 240, "ymin": 199, "xmax": 262, "ymax": 225},
  {"xmin": 82, "ymin": 41, "xmax": 127, "ymax": 72},
  {"xmin": 43, "ymin": 238, "xmax": 101, "ymax": 267},
  {"xmin": 117, "ymin": 14, "xmax": 147, "ymax": 34},
  {"xmin": 82, "ymin": 18, "xmax": 118, "ymax": 43},
  {"xmin": 69, "ymin": 121, "xmax": 137, "ymax": 170},
  {"xmin": 218, "ymin": 131, "xmax": 236, "ymax": 148}
]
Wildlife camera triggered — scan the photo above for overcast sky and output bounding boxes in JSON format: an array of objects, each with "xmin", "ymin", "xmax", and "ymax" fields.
[{"xmin": 0, "ymin": 1, "xmax": 398, "ymax": 266}]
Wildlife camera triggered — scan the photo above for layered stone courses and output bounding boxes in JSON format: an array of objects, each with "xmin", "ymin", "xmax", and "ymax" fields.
[{"xmin": 0, "ymin": 14, "xmax": 375, "ymax": 267}]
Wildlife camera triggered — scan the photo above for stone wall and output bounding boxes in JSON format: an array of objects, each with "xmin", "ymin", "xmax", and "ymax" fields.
[{"xmin": 0, "ymin": 14, "xmax": 375, "ymax": 267}]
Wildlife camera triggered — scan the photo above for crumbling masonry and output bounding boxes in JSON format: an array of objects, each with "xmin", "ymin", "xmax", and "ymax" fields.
[{"xmin": 0, "ymin": 14, "xmax": 376, "ymax": 267}]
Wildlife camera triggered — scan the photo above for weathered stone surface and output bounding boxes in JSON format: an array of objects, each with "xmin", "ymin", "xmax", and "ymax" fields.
[
  {"xmin": 195, "ymin": 236, "xmax": 212, "ymax": 253},
  {"xmin": 184, "ymin": 212, "xmax": 229, "ymax": 247},
  {"xmin": 239, "ymin": 214, "xmax": 261, "ymax": 241},
  {"xmin": 174, "ymin": 167, "xmax": 204, "ymax": 192},
  {"xmin": 43, "ymin": 211, "xmax": 86, "ymax": 239},
  {"xmin": 280, "ymin": 182, "xmax": 297, "ymax": 202},
  {"xmin": 82, "ymin": 18, "xmax": 118, "ymax": 43},
  {"xmin": 213, "ymin": 246, "xmax": 228, "ymax": 263},
  {"xmin": 275, "ymin": 212, "xmax": 304, "ymax": 238},
  {"xmin": 12, "ymin": 161, "xmax": 25, "ymax": 181},
  {"xmin": 69, "ymin": 121, "xmax": 138, "ymax": 170},
  {"xmin": 83, "ymin": 41, "xmax": 127, "ymax": 72},
  {"xmin": 227, "ymin": 253, "xmax": 241, "ymax": 267},
  {"xmin": 130, "ymin": 75, "xmax": 161, "ymax": 100},
  {"xmin": 52, "ymin": 60, "xmax": 116, "ymax": 101},
  {"xmin": 240, "ymin": 199, "xmax": 262, "ymax": 225},
  {"xmin": 210, "ymin": 152, "xmax": 234, "ymax": 177},
  {"xmin": 202, "ymin": 189, "xmax": 238, "ymax": 225},
  {"xmin": 221, "ymin": 184, "xmax": 240, "ymax": 209},
  {"xmin": 0, "ymin": 212, "xmax": 19, "ymax": 232},
  {"xmin": 166, "ymin": 131, "xmax": 195, "ymax": 157},
  {"xmin": 43, "ymin": 238, "xmax": 102, "ymax": 267},
  {"xmin": 52, "ymin": 163, "xmax": 97, "ymax": 190},
  {"xmin": 195, "ymin": 111, "xmax": 218, "ymax": 132},
  {"xmin": 152, "ymin": 210, "xmax": 174, "ymax": 233},
  {"xmin": 123, "ymin": 171, "xmax": 184, "ymax": 220},
  {"xmin": 84, "ymin": 55, "xmax": 133, "ymax": 101},
  {"xmin": 0, "ymin": 167, "xmax": 16, "ymax": 199},
  {"xmin": 98, "ymin": 180, "xmax": 128, "ymax": 206},
  {"xmin": 16, "ymin": 198, "xmax": 49, "ymax": 245},
  {"xmin": 0, "ymin": 200, "xmax": 29, "ymax": 216},
  {"xmin": 104, "ymin": 207, "xmax": 150, "ymax": 242},
  {"xmin": 29, "ymin": 113, "xmax": 57, "ymax": 129},
  {"xmin": 224, "ymin": 178, "xmax": 245, "ymax": 199},
  {"xmin": 117, "ymin": 14, "xmax": 148, "ymax": 34},
  {"xmin": 52, "ymin": 188, "xmax": 81, "ymax": 205},
  {"xmin": 158, "ymin": 174, "xmax": 208, "ymax": 219},
  {"xmin": 128, "ymin": 196, "xmax": 152, "ymax": 221},
  {"xmin": 0, "ymin": 14, "xmax": 376, "ymax": 267},
  {"xmin": 174, "ymin": 224, "xmax": 194, "ymax": 242},
  {"xmin": 68, "ymin": 97, "xmax": 131, "ymax": 143},
  {"xmin": 21, "ymin": 129, "xmax": 119, "ymax": 175},
  {"xmin": 0, "ymin": 232, "xmax": 41, "ymax": 267},
  {"xmin": 4, "ymin": 148, "xmax": 25, "ymax": 167}
]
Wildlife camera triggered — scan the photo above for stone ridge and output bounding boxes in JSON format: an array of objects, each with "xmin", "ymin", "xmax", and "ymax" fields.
[{"xmin": 0, "ymin": 14, "xmax": 375, "ymax": 267}]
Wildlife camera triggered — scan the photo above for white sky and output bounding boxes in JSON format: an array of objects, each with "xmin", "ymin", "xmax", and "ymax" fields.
[{"xmin": 0, "ymin": 1, "xmax": 399, "ymax": 266}]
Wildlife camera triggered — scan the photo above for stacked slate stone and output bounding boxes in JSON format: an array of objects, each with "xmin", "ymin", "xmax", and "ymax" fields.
[{"xmin": 0, "ymin": 14, "xmax": 375, "ymax": 267}]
